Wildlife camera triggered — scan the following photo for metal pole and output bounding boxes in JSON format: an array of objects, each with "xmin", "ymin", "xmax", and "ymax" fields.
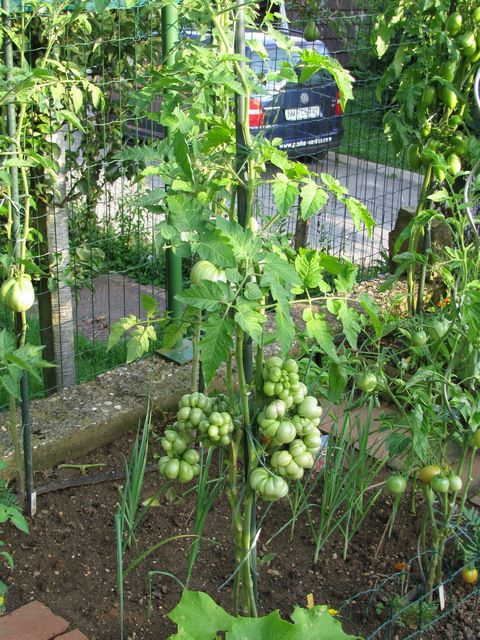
[
  {"xmin": 3, "ymin": 0, "xmax": 35, "ymax": 516},
  {"xmin": 157, "ymin": 3, "xmax": 193, "ymax": 365}
]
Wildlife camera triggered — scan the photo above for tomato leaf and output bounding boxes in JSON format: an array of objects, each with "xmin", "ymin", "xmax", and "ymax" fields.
[
  {"xmin": 299, "ymin": 181, "xmax": 328, "ymax": 220},
  {"xmin": 176, "ymin": 281, "xmax": 230, "ymax": 312},
  {"xmin": 272, "ymin": 173, "xmax": 299, "ymax": 217},
  {"xmin": 200, "ymin": 316, "xmax": 234, "ymax": 386}
]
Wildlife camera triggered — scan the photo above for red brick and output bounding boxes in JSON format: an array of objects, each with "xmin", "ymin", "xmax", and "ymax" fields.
[
  {"xmin": 58, "ymin": 631, "xmax": 89, "ymax": 640},
  {"xmin": 0, "ymin": 600, "xmax": 69, "ymax": 640}
]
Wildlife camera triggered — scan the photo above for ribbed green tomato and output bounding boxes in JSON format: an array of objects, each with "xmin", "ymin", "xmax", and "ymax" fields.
[
  {"xmin": 274, "ymin": 420, "xmax": 297, "ymax": 444},
  {"xmin": 0, "ymin": 276, "xmax": 35, "ymax": 312},
  {"xmin": 164, "ymin": 458, "xmax": 180, "ymax": 480},
  {"xmin": 190, "ymin": 260, "xmax": 226, "ymax": 285},
  {"xmin": 178, "ymin": 461, "xmax": 194, "ymax": 483},
  {"xmin": 433, "ymin": 164, "xmax": 446, "ymax": 183},
  {"xmin": 182, "ymin": 449, "xmax": 199, "ymax": 465},
  {"xmin": 386, "ymin": 475, "xmax": 407, "ymax": 495},
  {"xmin": 297, "ymin": 396, "xmax": 322, "ymax": 419},
  {"xmin": 473, "ymin": 7, "xmax": 480, "ymax": 23},
  {"xmin": 265, "ymin": 400, "xmax": 287, "ymax": 420}
]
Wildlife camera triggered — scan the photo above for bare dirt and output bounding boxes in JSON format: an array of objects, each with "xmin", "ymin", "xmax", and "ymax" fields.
[{"xmin": 4, "ymin": 420, "xmax": 480, "ymax": 640}]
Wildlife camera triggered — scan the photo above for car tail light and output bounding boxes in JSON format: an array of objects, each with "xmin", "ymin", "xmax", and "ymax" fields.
[
  {"xmin": 335, "ymin": 91, "xmax": 342, "ymax": 116},
  {"xmin": 249, "ymin": 98, "xmax": 264, "ymax": 127}
]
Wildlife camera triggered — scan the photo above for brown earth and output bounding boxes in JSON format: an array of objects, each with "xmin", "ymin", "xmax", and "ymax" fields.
[{"xmin": 4, "ymin": 423, "xmax": 480, "ymax": 640}]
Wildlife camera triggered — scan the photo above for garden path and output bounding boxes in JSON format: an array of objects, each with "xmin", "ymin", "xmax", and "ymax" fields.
[{"xmin": 0, "ymin": 600, "xmax": 89, "ymax": 639}]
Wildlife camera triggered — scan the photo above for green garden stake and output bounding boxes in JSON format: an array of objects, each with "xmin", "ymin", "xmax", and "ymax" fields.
[{"xmin": 156, "ymin": 0, "xmax": 192, "ymax": 366}]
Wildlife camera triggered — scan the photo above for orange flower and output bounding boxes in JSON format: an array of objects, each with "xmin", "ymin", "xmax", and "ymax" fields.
[{"xmin": 394, "ymin": 561, "xmax": 407, "ymax": 571}]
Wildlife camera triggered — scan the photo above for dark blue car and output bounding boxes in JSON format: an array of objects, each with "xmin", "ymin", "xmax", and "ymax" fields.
[
  {"xmin": 247, "ymin": 30, "xmax": 343, "ymax": 157},
  {"xmin": 129, "ymin": 29, "xmax": 343, "ymax": 158}
]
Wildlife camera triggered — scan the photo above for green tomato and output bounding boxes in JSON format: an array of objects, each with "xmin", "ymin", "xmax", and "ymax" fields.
[
  {"xmin": 431, "ymin": 475, "xmax": 450, "ymax": 494},
  {"xmin": 440, "ymin": 61, "xmax": 456, "ymax": 82},
  {"xmin": 188, "ymin": 407, "xmax": 204, "ymax": 427},
  {"xmin": 433, "ymin": 163, "xmax": 446, "ymax": 183},
  {"xmin": 265, "ymin": 356, "xmax": 283, "ymax": 369},
  {"xmin": 452, "ymin": 133, "xmax": 468, "ymax": 156},
  {"xmin": 265, "ymin": 400, "xmax": 287, "ymax": 420},
  {"xmin": 271, "ymin": 450, "xmax": 293, "ymax": 468},
  {"xmin": 356, "ymin": 372, "xmax": 377, "ymax": 393},
  {"xmin": 447, "ymin": 153, "xmax": 462, "ymax": 175},
  {"xmin": 386, "ymin": 475, "xmax": 407, "ymax": 495},
  {"xmin": 446, "ymin": 12, "xmax": 463, "ymax": 36},
  {"xmin": 457, "ymin": 31, "xmax": 477, "ymax": 55},
  {"xmin": 421, "ymin": 85, "xmax": 436, "ymax": 107},
  {"xmin": 407, "ymin": 144, "xmax": 422, "ymax": 170},
  {"xmin": 432, "ymin": 318, "xmax": 451, "ymax": 339},
  {"xmin": 182, "ymin": 449, "xmax": 199, "ymax": 465},
  {"xmin": 164, "ymin": 458, "xmax": 180, "ymax": 480},
  {"xmin": 473, "ymin": 7, "xmax": 480, "ymax": 23},
  {"xmin": 190, "ymin": 260, "xmax": 226, "ymax": 285},
  {"xmin": 297, "ymin": 396, "xmax": 322, "ymax": 420},
  {"xmin": 303, "ymin": 20, "xmax": 321, "ymax": 42},
  {"xmin": 249, "ymin": 467, "xmax": 269, "ymax": 490},
  {"xmin": 274, "ymin": 420, "xmax": 297, "ymax": 444},
  {"xmin": 439, "ymin": 86, "xmax": 458, "ymax": 110},
  {"xmin": 411, "ymin": 330, "xmax": 428, "ymax": 347},
  {"xmin": 263, "ymin": 380, "xmax": 276, "ymax": 397},
  {"xmin": 178, "ymin": 460, "xmax": 194, "ymax": 483},
  {"xmin": 283, "ymin": 358, "xmax": 298, "ymax": 373},
  {"xmin": 448, "ymin": 474, "xmax": 463, "ymax": 493},
  {"xmin": 461, "ymin": 567, "xmax": 479, "ymax": 584},
  {"xmin": 0, "ymin": 275, "xmax": 35, "ymax": 312},
  {"xmin": 473, "ymin": 431, "xmax": 480, "ymax": 448}
]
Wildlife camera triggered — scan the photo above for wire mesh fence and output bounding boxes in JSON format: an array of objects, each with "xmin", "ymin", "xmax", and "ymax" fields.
[
  {"xmin": 0, "ymin": 0, "xmax": 422, "ymax": 399},
  {"xmin": 336, "ymin": 544, "xmax": 480, "ymax": 639}
]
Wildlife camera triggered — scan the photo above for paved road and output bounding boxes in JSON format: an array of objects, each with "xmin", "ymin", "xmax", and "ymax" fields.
[{"xmin": 257, "ymin": 152, "xmax": 422, "ymax": 265}]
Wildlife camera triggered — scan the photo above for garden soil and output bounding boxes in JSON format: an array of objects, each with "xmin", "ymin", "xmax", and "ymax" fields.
[{"xmin": 4, "ymin": 422, "xmax": 480, "ymax": 640}]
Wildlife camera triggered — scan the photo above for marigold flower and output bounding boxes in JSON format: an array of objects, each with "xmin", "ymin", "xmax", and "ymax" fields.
[
  {"xmin": 394, "ymin": 561, "xmax": 407, "ymax": 571},
  {"xmin": 328, "ymin": 608, "xmax": 338, "ymax": 616}
]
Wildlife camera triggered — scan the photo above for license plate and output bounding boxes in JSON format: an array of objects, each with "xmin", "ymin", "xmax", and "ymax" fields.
[{"xmin": 285, "ymin": 106, "xmax": 320, "ymax": 121}]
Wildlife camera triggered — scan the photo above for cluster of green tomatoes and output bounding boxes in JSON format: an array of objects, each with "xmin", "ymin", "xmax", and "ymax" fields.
[
  {"xmin": 251, "ymin": 357, "xmax": 324, "ymax": 501},
  {"xmin": 406, "ymin": 6, "xmax": 480, "ymax": 179},
  {"xmin": 158, "ymin": 391, "xmax": 235, "ymax": 483}
]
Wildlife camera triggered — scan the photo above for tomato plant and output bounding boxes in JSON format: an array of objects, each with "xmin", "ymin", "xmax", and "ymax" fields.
[
  {"xmin": 461, "ymin": 567, "xmax": 479, "ymax": 584},
  {"xmin": 355, "ymin": 372, "xmax": 377, "ymax": 393}
]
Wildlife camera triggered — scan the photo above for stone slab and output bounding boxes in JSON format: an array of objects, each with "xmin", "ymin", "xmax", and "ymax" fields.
[
  {"xmin": 0, "ymin": 600, "xmax": 69, "ymax": 640},
  {"xmin": 58, "ymin": 630, "xmax": 89, "ymax": 640}
]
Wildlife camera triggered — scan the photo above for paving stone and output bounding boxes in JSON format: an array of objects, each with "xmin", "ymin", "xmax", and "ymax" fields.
[
  {"xmin": 0, "ymin": 600, "xmax": 69, "ymax": 640},
  {"xmin": 58, "ymin": 630, "xmax": 89, "ymax": 639}
]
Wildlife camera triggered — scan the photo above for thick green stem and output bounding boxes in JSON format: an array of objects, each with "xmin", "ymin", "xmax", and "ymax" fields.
[
  {"xmin": 191, "ymin": 310, "xmax": 202, "ymax": 392},
  {"xmin": 458, "ymin": 446, "xmax": 476, "ymax": 516}
]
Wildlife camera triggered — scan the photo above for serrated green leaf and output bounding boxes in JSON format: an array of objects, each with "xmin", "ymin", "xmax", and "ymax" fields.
[
  {"xmin": 328, "ymin": 361, "xmax": 348, "ymax": 403},
  {"xmin": 167, "ymin": 195, "xmax": 206, "ymax": 232},
  {"xmin": 59, "ymin": 109, "xmax": 85, "ymax": 133},
  {"xmin": 141, "ymin": 294, "xmax": 158, "ymax": 317},
  {"xmin": 303, "ymin": 308, "xmax": 336, "ymax": 358},
  {"xmin": 275, "ymin": 305, "xmax": 295, "ymax": 357},
  {"xmin": 337, "ymin": 300, "xmax": 362, "ymax": 350},
  {"xmin": 70, "ymin": 85, "xmax": 83, "ymax": 113},
  {"xmin": 200, "ymin": 315, "xmax": 234, "ymax": 387},
  {"xmin": 358, "ymin": 293, "xmax": 381, "ymax": 339},
  {"xmin": 300, "ymin": 181, "xmax": 328, "ymax": 220},
  {"xmin": 176, "ymin": 281, "xmax": 229, "ymax": 311},
  {"xmin": 298, "ymin": 51, "xmax": 354, "ymax": 110},
  {"xmin": 272, "ymin": 173, "xmax": 299, "ymax": 217},
  {"xmin": 163, "ymin": 320, "xmax": 189, "ymax": 350},
  {"xmin": 344, "ymin": 197, "xmax": 375, "ymax": 238},
  {"xmin": 173, "ymin": 132, "xmax": 193, "ymax": 183},
  {"xmin": 215, "ymin": 217, "xmax": 262, "ymax": 262},
  {"xmin": 244, "ymin": 281, "xmax": 263, "ymax": 301},
  {"xmin": 334, "ymin": 261, "xmax": 357, "ymax": 293},
  {"xmin": 194, "ymin": 229, "xmax": 237, "ymax": 268},
  {"xmin": 295, "ymin": 251, "xmax": 330, "ymax": 291},
  {"xmin": 320, "ymin": 173, "xmax": 348, "ymax": 198},
  {"xmin": 107, "ymin": 315, "xmax": 139, "ymax": 351},
  {"xmin": 0, "ymin": 373, "xmax": 21, "ymax": 401},
  {"xmin": 126, "ymin": 326, "xmax": 151, "ymax": 362},
  {"xmin": 235, "ymin": 300, "xmax": 265, "ymax": 344}
]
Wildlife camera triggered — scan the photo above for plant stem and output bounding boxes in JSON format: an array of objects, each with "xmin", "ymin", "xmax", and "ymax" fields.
[{"xmin": 407, "ymin": 164, "xmax": 432, "ymax": 314}]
